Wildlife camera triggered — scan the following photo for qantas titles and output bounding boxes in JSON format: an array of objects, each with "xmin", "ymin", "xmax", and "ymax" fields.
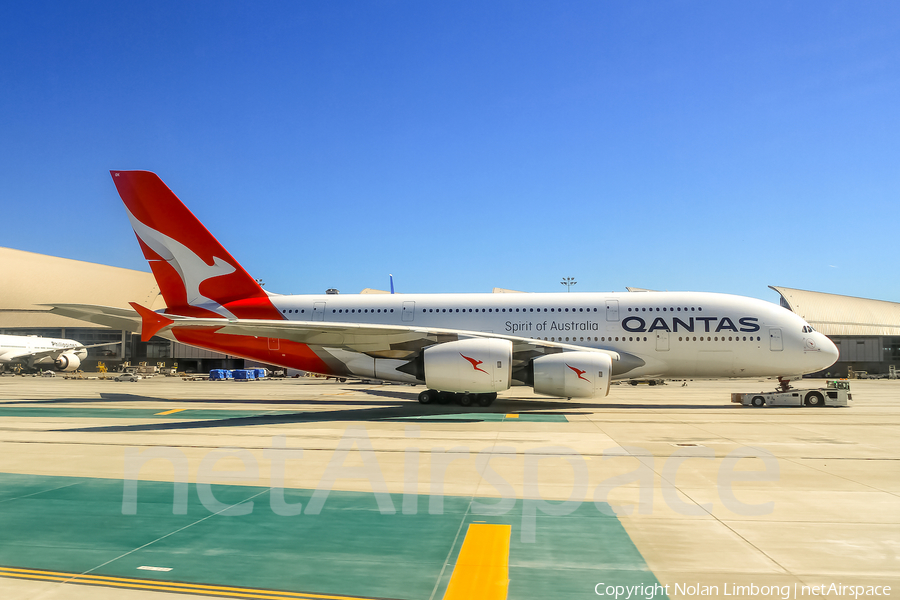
[{"xmin": 622, "ymin": 316, "xmax": 760, "ymax": 334}]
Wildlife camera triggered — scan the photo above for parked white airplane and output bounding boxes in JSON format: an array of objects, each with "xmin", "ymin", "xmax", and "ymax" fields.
[
  {"xmin": 50, "ymin": 171, "xmax": 839, "ymax": 406},
  {"xmin": 0, "ymin": 334, "xmax": 119, "ymax": 373}
]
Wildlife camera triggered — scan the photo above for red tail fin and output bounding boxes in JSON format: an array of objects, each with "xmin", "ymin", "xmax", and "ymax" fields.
[{"xmin": 111, "ymin": 171, "xmax": 283, "ymax": 320}]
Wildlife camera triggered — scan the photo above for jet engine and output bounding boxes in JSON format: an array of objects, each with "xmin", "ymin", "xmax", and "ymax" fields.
[
  {"xmin": 54, "ymin": 352, "xmax": 81, "ymax": 372},
  {"xmin": 532, "ymin": 352, "xmax": 612, "ymax": 398},
  {"xmin": 423, "ymin": 338, "xmax": 512, "ymax": 393}
]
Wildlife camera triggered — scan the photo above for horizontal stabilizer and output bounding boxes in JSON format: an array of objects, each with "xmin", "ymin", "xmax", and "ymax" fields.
[{"xmin": 129, "ymin": 302, "xmax": 175, "ymax": 342}]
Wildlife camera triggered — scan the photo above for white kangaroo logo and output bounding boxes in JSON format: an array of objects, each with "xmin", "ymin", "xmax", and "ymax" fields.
[{"xmin": 126, "ymin": 207, "xmax": 237, "ymax": 319}]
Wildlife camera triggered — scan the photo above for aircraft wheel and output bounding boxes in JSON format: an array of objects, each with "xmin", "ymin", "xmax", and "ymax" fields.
[
  {"xmin": 458, "ymin": 394, "xmax": 473, "ymax": 407},
  {"xmin": 477, "ymin": 394, "xmax": 492, "ymax": 407},
  {"xmin": 751, "ymin": 396, "xmax": 765, "ymax": 407},
  {"xmin": 805, "ymin": 392, "xmax": 824, "ymax": 407},
  {"xmin": 418, "ymin": 389, "xmax": 436, "ymax": 404}
]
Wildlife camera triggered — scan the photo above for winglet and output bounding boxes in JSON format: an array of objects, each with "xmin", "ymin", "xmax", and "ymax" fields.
[{"xmin": 129, "ymin": 302, "xmax": 175, "ymax": 342}]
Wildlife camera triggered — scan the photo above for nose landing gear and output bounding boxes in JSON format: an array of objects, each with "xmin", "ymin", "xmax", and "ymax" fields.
[{"xmin": 777, "ymin": 377, "xmax": 792, "ymax": 392}]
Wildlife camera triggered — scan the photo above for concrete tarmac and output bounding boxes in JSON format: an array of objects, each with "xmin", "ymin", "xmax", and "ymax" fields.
[{"xmin": 0, "ymin": 375, "xmax": 897, "ymax": 599}]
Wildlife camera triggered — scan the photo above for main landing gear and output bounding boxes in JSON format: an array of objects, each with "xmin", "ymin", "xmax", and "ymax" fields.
[{"xmin": 417, "ymin": 390, "xmax": 497, "ymax": 407}]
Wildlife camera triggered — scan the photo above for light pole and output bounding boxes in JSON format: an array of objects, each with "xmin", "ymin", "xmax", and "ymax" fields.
[{"xmin": 561, "ymin": 277, "xmax": 576, "ymax": 292}]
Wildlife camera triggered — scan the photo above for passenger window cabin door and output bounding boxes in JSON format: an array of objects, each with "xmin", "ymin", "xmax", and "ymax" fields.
[
  {"xmin": 769, "ymin": 328, "xmax": 783, "ymax": 351},
  {"xmin": 656, "ymin": 331, "xmax": 670, "ymax": 351},
  {"xmin": 402, "ymin": 301, "xmax": 415, "ymax": 322},
  {"xmin": 313, "ymin": 302, "xmax": 326, "ymax": 322},
  {"xmin": 606, "ymin": 300, "xmax": 619, "ymax": 322}
]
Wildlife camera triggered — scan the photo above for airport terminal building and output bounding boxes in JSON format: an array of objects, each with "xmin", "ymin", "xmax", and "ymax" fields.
[
  {"xmin": 0, "ymin": 247, "xmax": 241, "ymax": 373},
  {"xmin": 2, "ymin": 247, "xmax": 898, "ymax": 377}
]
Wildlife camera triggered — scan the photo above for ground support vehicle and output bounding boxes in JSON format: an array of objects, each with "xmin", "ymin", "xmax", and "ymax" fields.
[
  {"xmin": 731, "ymin": 380, "xmax": 851, "ymax": 407},
  {"xmin": 114, "ymin": 373, "xmax": 143, "ymax": 382}
]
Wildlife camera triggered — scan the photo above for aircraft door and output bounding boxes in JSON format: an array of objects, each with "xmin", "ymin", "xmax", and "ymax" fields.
[
  {"xmin": 656, "ymin": 331, "xmax": 670, "ymax": 351},
  {"xmin": 606, "ymin": 300, "xmax": 619, "ymax": 321},
  {"xmin": 312, "ymin": 302, "xmax": 326, "ymax": 322},
  {"xmin": 402, "ymin": 301, "xmax": 415, "ymax": 322},
  {"xmin": 769, "ymin": 328, "xmax": 783, "ymax": 351}
]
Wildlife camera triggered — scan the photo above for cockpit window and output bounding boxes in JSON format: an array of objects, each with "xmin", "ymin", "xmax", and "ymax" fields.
[{"xmin": 801, "ymin": 325, "xmax": 816, "ymax": 333}]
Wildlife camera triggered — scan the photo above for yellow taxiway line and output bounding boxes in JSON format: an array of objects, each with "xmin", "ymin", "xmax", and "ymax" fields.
[
  {"xmin": 0, "ymin": 566, "xmax": 381, "ymax": 600},
  {"xmin": 154, "ymin": 408, "xmax": 187, "ymax": 415},
  {"xmin": 442, "ymin": 523, "xmax": 511, "ymax": 600}
]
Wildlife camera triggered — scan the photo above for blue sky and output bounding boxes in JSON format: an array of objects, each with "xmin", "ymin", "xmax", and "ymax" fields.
[{"xmin": 1, "ymin": 1, "xmax": 898, "ymax": 302}]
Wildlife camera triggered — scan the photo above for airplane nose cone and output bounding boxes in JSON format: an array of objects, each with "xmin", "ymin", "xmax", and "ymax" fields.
[{"xmin": 818, "ymin": 335, "xmax": 839, "ymax": 370}]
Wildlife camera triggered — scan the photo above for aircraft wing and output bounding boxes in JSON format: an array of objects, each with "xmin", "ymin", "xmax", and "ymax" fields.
[
  {"xmin": 20, "ymin": 347, "xmax": 77, "ymax": 363},
  {"xmin": 47, "ymin": 303, "xmax": 624, "ymax": 365},
  {"xmin": 80, "ymin": 341, "xmax": 124, "ymax": 349},
  {"xmin": 45, "ymin": 304, "xmax": 144, "ymax": 333}
]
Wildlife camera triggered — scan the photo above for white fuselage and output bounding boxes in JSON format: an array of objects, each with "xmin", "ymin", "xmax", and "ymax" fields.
[
  {"xmin": 0, "ymin": 334, "xmax": 87, "ymax": 367},
  {"xmin": 266, "ymin": 291, "xmax": 838, "ymax": 380}
]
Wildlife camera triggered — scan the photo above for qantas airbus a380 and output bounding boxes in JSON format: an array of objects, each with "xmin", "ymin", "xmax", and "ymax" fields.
[{"xmin": 51, "ymin": 171, "xmax": 839, "ymax": 407}]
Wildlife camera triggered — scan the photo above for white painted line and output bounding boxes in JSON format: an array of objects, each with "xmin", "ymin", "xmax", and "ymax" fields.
[{"xmin": 137, "ymin": 566, "xmax": 173, "ymax": 572}]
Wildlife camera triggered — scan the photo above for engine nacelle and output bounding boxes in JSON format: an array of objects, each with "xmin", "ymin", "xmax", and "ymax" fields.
[
  {"xmin": 423, "ymin": 338, "xmax": 512, "ymax": 393},
  {"xmin": 533, "ymin": 352, "xmax": 612, "ymax": 398},
  {"xmin": 54, "ymin": 352, "xmax": 81, "ymax": 372}
]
